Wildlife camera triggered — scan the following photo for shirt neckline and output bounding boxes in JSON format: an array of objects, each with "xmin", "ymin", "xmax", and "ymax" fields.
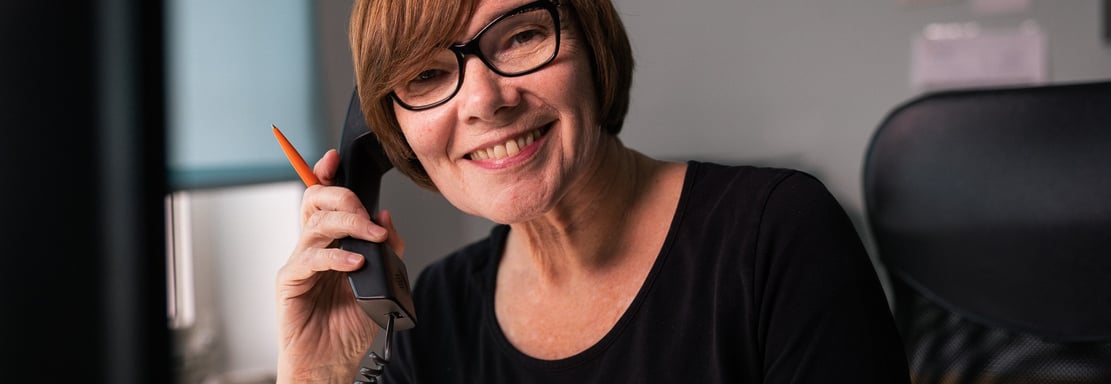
[{"xmin": 478, "ymin": 161, "xmax": 703, "ymax": 371}]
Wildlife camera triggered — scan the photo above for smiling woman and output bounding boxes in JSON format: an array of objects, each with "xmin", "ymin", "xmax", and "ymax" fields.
[{"xmin": 274, "ymin": 0, "xmax": 911, "ymax": 383}]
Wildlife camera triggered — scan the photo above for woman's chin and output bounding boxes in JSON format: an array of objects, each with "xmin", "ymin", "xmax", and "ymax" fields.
[
  {"xmin": 473, "ymin": 204, "xmax": 550, "ymax": 225},
  {"xmin": 459, "ymin": 192, "xmax": 555, "ymax": 225}
]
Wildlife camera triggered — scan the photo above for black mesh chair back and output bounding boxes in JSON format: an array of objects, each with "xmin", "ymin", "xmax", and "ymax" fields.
[{"xmin": 862, "ymin": 80, "xmax": 1111, "ymax": 383}]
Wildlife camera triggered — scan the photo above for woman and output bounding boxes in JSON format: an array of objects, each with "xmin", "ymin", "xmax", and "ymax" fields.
[{"xmin": 276, "ymin": 0, "xmax": 910, "ymax": 382}]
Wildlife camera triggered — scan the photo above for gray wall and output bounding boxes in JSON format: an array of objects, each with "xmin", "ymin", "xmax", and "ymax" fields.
[
  {"xmin": 617, "ymin": 0, "xmax": 1111, "ymax": 239},
  {"xmin": 316, "ymin": 0, "xmax": 1111, "ymax": 283}
]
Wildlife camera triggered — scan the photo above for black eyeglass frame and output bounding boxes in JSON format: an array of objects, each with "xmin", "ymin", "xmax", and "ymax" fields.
[{"xmin": 390, "ymin": 0, "xmax": 562, "ymax": 111}]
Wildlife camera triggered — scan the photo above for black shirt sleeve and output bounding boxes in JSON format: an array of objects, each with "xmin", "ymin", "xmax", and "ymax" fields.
[{"xmin": 753, "ymin": 172, "xmax": 910, "ymax": 383}]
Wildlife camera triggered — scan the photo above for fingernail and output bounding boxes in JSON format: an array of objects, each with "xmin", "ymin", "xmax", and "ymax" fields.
[
  {"xmin": 369, "ymin": 225, "xmax": 387, "ymax": 239},
  {"xmin": 346, "ymin": 254, "xmax": 363, "ymax": 265}
]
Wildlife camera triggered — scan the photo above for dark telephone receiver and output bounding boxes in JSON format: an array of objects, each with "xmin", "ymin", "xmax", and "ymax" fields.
[{"xmin": 335, "ymin": 88, "xmax": 416, "ymax": 383}]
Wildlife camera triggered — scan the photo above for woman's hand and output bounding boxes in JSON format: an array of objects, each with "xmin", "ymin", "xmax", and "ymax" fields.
[{"xmin": 275, "ymin": 149, "xmax": 407, "ymax": 384}]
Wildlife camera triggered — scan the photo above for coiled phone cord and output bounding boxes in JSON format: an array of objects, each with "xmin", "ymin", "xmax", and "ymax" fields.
[{"xmin": 354, "ymin": 313, "xmax": 397, "ymax": 384}]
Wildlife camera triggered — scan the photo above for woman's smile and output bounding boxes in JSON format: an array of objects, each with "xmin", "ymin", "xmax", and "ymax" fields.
[{"xmin": 465, "ymin": 123, "xmax": 553, "ymax": 168}]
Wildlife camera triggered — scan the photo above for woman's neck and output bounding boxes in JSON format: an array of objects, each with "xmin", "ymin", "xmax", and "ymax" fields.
[{"xmin": 506, "ymin": 134, "xmax": 667, "ymax": 286}]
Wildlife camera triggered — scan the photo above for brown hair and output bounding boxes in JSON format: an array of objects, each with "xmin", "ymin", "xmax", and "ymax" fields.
[{"xmin": 349, "ymin": 0, "xmax": 634, "ymax": 190}]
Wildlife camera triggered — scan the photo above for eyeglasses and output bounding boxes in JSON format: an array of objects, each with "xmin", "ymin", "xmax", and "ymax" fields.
[{"xmin": 391, "ymin": 0, "xmax": 562, "ymax": 111}]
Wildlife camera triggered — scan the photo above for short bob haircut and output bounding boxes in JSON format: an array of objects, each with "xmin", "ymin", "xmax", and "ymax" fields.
[{"xmin": 349, "ymin": 0, "xmax": 634, "ymax": 190}]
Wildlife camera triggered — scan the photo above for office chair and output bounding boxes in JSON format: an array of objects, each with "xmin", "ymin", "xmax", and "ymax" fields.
[{"xmin": 862, "ymin": 80, "xmax": 1111, "ymax": 383}]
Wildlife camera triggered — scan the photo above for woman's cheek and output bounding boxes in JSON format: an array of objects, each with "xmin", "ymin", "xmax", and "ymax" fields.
[{"xmin": 398, "ymin": 114, "xmax": 452, "ymax": 164}]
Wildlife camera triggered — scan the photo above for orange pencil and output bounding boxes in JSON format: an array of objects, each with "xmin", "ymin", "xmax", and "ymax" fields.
[{"xmin": 272, "ymin": 124, "xmax": 320, "ymax": 187}]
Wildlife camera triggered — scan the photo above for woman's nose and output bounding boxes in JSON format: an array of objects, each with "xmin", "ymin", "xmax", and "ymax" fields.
[{"xmin": 455, "ymin": 57, "xmax": 521, "ymax": 124}]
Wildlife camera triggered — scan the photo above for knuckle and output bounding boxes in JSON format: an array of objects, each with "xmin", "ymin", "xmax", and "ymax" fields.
[
  {"xmin": 304, "ymin": 211, "xmax": 328, "ymax": 230},
  {"xmin": 306, "ymin": 248, "xmax": 332, "ymax": 271},
  {"xmin": 299, "ymin": 186, "xmax": 323, "ymax": 215},
  {"xmin": 328, "ymin": 249, "xmax": 352, "ymax": 265},
  {"xmin": 339, "ymin": 192, "xmax": 368, "ymax": 215},
  {"xmin": 340, "ymin": 212, "xmax": 359, "ymax": 227}
]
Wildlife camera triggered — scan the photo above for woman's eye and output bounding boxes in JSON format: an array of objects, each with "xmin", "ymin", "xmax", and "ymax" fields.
[
  {"xmin": 414, "ymin": 69, "xmax": 443, "ymax": 82},
  {"xmin": 510, "ymin": 29, "xmax": 541, "ymax": 45}
]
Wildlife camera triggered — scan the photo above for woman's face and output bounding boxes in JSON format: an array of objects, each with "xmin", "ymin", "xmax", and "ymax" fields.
[{"xmin": 393, "ymin": 0, "xmax": 602, "ymax": 224}]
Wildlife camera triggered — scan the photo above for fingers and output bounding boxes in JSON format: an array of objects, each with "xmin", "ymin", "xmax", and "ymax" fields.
[
  {"xmin": 279, "ymin": 247, "xmax": 366, "ymax": 283},
  {"xmin": 313, "ymin": 149, "xmax": 340, "ymax": 186},
  {"xmin": 301, "ymin": 209, "xmax": 388, "ymax": 248},
  {"xmin": 287, "ymin": 210, "xmax": 402, "ymax": 284},
  {"xmin": 300, "ymin": 183, "xmax": 370, "ymax": 225},
  {"xmin": 288, "ymin": 149, "xmax": 404, "ymax": 287},
  {"xmin": 376, "ymin": 210, "xmax": 406, "ymax": 257},
  {"xmin": 304, "ymin": 184, "xmax": 366, "ymax": 215},
  {"xmin": 297, "ymin": 164, "xmax": 399, "ymax": 265}
]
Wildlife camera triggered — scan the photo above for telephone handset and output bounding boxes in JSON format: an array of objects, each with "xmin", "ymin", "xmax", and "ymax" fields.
[
  {"xmin": 336, "ymin": 87, "xmax": 418, "ymax": 331},
  {"xmin": 335, "ymin": 88, "xmax": 416, "ymax": 383}
]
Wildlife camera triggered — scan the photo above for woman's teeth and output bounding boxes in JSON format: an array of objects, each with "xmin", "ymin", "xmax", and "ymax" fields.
[{"xmin": 470, "ymin": 128, "xmax": 541, "ymax": 161}]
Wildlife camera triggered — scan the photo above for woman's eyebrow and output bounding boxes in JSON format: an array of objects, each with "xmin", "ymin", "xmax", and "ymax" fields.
[{"xmin": 462, "ymin": 1, "xmax": 535, "ymax": 41}]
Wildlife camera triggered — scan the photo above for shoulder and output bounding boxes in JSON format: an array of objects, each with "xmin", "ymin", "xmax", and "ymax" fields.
[
  {"xmin": 688, "ymin": 161, "xmax": 854, "ymax": 245},
  {"xmin": 663, "ymin": 161, "xmax": 847, "ymax": 272},
  {"xmin": 681, "ymin": 160, "xmax": 834, "ymax": 219},
  {"xmin": 687, "ymin": 160, "xmax": 826, "ymax": 194},
  {"xmin": 674, "ymin": 161, "xmax": 854, "ymax": 259}
]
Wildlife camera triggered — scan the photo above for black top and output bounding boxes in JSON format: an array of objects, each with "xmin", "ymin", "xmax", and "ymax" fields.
[{"xmin": 383, "ymin": 161, "xmax": 910, "ymax": 383}]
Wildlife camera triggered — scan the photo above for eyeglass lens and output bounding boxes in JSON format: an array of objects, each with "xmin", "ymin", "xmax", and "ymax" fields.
[{"xmin": 393, "ymin": 3, "xmax": 558, "ymax": 110}]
